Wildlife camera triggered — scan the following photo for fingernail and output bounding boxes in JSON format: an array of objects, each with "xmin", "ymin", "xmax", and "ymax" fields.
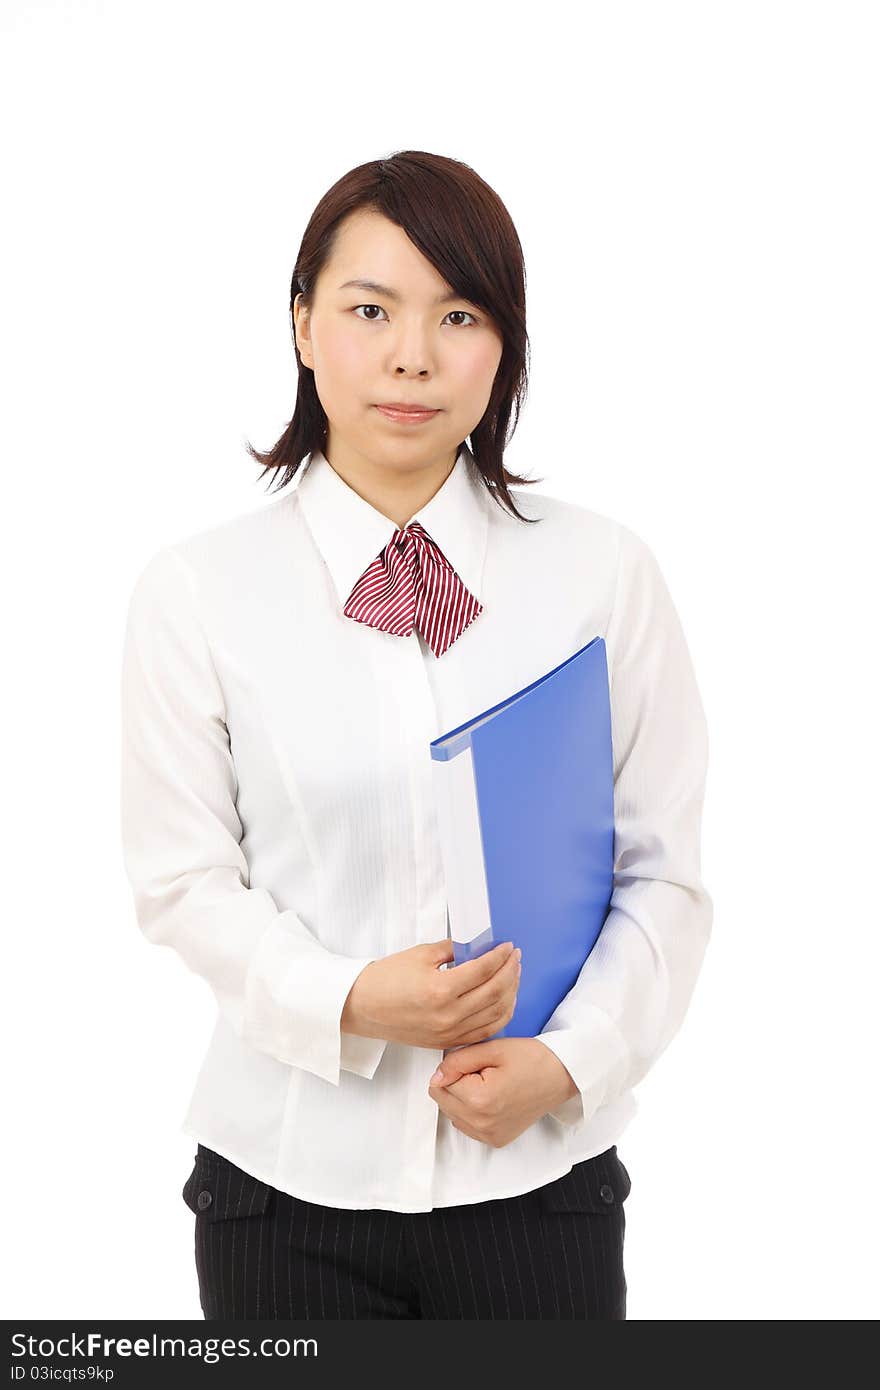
[
  {"xmin": 430, "ymin": 1069, "xmax": 444, "ymax": 1084},
  {"xmin": 515, "ymin": 948, "xmax": 522, "ymax": 962}
]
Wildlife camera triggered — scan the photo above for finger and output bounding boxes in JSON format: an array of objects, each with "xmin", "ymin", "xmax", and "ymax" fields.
[
  {"xmin": 450, "ymin": 963, "xmax": 520, "ymax": 1043},
  {"xmin": 449, "ymin": 995, "xmax": 517, "ymax": 1044},
  {"xmin": 450, "ymin": 1117, "xmax": 484, "ymax": 1143},
  {"xmin": 455, "ymin": 945, "xmax": 520, "ymax": 1007},
  {"xmin": 451, "ymin": 1020, "xmax": 509, "ymax": 1047},
  {"xmin": 429, "ymin": 938, "xmax": 456, "ymax": 965},
  {"xmin": 430, "ymin": 1073, "xmax": 482, "ymax": 1122},
  {"xmin": 430, "ymin": 1045, "xmax": 482, "ymax": 1085},
  {"xmin": 429, "ymin": 1062, "xmax": 460, "ymax": 1086},
  {"xmin": 433, "ymin": 1085, "xmax": 482, "ymax": 1141},
  {"xmin": 455, "ymin": 953, "xmax": 520, "ymax": 1025},
  {"xmin": 450, "ymin": 941, "xmax": 515, "ymax": 996}
]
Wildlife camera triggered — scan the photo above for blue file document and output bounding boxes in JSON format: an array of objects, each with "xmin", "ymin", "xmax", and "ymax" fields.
[{"xmin": 429, "ymin": 636, "xmax": 614, "ymax": 1040}]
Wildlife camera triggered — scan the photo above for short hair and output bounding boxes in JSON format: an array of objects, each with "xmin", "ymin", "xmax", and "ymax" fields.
[{"xmin": 246, "ymin": 149, "xmax": 543, "ymax": 524}]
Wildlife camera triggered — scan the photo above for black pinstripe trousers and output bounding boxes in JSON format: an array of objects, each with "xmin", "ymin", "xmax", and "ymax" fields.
[{"xmin": 182, "ymin": 1142, "xmax": 631, "ymax": 1320}]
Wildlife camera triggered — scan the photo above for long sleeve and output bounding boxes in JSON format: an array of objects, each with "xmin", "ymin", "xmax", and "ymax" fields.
[
  {"xmin": 119, "ymin": 544, "xmax": 388, "ymax": 1087},
  {"xmin": 536, "ymin": 523, "xmax": 713, "ymax": 1130}
]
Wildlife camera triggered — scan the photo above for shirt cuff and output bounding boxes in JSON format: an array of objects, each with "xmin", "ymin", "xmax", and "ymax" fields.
[
  {"xmin": 535, "ymin": 1005, "xmax": 631, "ymax": 1133},
  {"xmin": 339, "ymin": 1028, "xmax": 388, "ymax": 1079},
  {"xmin": 242, "ymin": 915, "xmax": 385, "ymax": 1087}
]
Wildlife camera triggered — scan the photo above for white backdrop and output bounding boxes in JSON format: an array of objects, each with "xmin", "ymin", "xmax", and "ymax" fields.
[{"xmin": 1, "ymin": 0, "xmax": 876, "ymax": 1321}]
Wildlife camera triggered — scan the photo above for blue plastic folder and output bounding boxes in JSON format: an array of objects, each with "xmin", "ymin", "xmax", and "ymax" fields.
[{"xmin": 428, "ymin": 636, "xmax": 614, "ymax": 1040}]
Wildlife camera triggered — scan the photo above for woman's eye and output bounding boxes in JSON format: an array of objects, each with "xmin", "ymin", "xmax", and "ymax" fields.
[{"xmin": 352, "ymin": 304, "xmax": 478, "ymax": 326}]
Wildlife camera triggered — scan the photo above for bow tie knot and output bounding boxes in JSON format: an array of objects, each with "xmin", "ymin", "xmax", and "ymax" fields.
[{"xmin": 343, "ymin": 520, "xmax": 482, "ymax": 658}]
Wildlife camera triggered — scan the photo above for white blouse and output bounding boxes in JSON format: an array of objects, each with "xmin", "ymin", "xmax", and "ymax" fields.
[{"xmin": 119, "ymin": 443, "xmax": 712, "ymax": 1212}]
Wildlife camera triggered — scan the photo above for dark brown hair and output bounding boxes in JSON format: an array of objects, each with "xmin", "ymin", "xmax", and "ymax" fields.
[{"xmin": 246, "ymin": 149, "xmax": 543, "ymax": 524}]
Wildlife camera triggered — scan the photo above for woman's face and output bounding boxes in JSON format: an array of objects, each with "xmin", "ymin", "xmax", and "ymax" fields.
[{"xmin": 294, "ymin": 208, "xmax": 504, "ymax": 478}]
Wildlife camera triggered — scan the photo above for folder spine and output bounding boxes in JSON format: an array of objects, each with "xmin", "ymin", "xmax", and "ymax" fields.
[{"xmin": 430, "ymin": 740, "xmax": 494, "ymax": 966}]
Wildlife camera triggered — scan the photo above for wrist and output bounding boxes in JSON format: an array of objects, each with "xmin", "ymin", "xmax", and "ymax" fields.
[
  {"xmin": 532, "ymin": 1038, "xmax": 579, "ymax": 1108},
  {"xmin": 341, "ymin": 962, "xmax": 377, "ymax": 1038}
]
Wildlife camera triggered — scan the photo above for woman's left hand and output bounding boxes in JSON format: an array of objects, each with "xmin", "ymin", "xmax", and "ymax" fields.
[{"xmin": 427, "ymin": 1037, "xmax": 576, "ymax": 1148}]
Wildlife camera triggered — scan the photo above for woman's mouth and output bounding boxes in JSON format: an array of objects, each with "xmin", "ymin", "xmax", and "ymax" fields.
[{"xmin": 374, "ymin": 404, "xmax": 440, "ymax": 425}]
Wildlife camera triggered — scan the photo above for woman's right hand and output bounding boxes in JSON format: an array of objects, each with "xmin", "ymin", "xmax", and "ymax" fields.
[{"xmin": 341, "ymin": 938, "xmax": 522, "ymax": 1050}]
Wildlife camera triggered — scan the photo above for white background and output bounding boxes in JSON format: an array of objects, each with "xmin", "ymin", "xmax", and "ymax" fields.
[{"xmin": 2, "ymin": 0, "xmax": 877, "ymax": 1321}]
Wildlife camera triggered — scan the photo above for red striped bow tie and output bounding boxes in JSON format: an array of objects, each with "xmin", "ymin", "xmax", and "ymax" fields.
[{"xmin": 343, "ymin": 520, "xmax": 483, "ymax": 658}]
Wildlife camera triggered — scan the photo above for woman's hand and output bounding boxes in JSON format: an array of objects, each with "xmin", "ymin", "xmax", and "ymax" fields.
[
  {"xmin": 428, "ymin": 1037, "xmax": 579, "ymax": 1148},
  {"xmin": 341, "ymin": 938, "xmax": 522, "ymax": 1050}
]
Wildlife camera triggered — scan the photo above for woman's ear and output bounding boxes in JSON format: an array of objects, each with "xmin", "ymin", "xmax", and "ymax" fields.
[{"xmin": 293, "ymin": 294, "xmax": 313, "ymax": 366}]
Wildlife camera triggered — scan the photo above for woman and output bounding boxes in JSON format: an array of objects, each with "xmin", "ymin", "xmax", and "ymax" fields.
[{"xmin": 120, "ymin": 149, "xmax": 712, "ymax": 1320}]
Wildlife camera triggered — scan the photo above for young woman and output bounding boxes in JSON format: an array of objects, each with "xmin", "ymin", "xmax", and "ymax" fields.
[{"xmin": 120, "ymin": 149, "xmax": 712, "ymax": 1320}]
